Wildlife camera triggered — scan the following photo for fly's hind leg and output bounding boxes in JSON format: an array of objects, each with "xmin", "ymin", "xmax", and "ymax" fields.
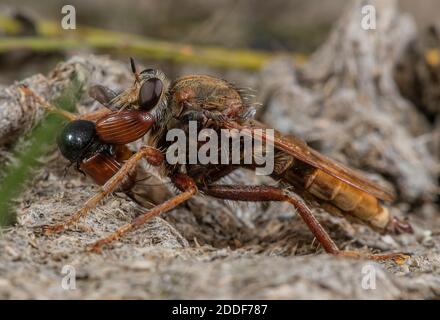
[
  {"xmin": 42, "ymin": 146, "xmax": 164, "ymax": 235},
  {"xmin": 202, "ymin": 184, "xmax": 409, "ymax": 263}
]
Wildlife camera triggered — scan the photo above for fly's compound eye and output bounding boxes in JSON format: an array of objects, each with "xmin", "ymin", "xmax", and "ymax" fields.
[{"xmin": 138, "ymin": 78, "xmax": 163, "ymax": 110}]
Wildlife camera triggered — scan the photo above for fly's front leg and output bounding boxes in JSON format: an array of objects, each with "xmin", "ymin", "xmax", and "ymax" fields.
[
  {"xmin": 42, "ymin": 146, "xmax": 164, "ymax": 235},
  {"xmin": 78, "ymin": 108, "xmax": 112, "ymax": 121},
  {"xmin": 177, "ymin": 109, "xmax": 225, "ymax": 129},
  {"xmin": 88, "ymin": 174, "xmax": 197, "ymax": 253},
  {"xmin": 203, "ymin": 184, "xmax": 409, "ymax": 263}
]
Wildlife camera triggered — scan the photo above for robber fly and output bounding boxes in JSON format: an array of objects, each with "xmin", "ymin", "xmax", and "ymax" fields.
[{"xmin": 24, "ymin": 58, "xmax": 412, "ymax": 261}]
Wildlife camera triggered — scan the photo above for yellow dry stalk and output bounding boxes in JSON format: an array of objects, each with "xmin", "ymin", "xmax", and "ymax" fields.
[{"xmin": 0, "ymin": 14, "xmax": 307, "ymax": 71}]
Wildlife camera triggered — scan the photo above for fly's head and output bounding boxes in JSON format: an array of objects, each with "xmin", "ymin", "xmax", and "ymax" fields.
[{"xmin": 110, "ymin": 58, "xmax": 169, "ymax": 116}]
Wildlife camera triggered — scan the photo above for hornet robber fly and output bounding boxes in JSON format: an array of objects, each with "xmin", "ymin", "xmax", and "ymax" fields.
[{"xmin": 22, "ymin": 58, "xmax": 412, "ymax": 261}]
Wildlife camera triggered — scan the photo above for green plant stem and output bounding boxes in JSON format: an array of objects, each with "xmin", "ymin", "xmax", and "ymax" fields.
[{"xmin": 0, "ymin": 85, "xmax": 80, "ymax": 226}]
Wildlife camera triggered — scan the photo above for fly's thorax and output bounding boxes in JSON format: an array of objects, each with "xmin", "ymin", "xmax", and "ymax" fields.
[{"xmin": 169, "ymin": 75, "xmax": 254, "ymax": 123}]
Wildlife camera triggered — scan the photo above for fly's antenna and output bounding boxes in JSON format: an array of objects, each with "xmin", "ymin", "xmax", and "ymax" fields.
[{"xmin": 130, "ymin": 57, "xmax": 141, "ymax": 84}]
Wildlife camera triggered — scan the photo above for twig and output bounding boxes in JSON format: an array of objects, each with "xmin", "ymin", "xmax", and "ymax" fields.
[{"xmin": 0, "ymin": 15, "xmax": 307, "ymax": 70}]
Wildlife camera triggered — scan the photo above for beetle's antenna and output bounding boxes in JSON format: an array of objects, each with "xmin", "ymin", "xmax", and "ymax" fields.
[
  {"xmin": 130, "ymin": 57, "xmax": 141, "ymax": 84},
  {"xmin": 63, "ymin": 163, "xmax": 72, "ymax": 178}
]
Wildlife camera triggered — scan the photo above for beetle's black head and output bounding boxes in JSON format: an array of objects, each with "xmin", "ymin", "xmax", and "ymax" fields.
[{"xmin": 57, "ymin": 120, "xmax": 98, "ymax": 163}]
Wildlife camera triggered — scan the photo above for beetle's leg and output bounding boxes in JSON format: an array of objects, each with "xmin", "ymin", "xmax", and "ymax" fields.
[
  {"xmin": 202, "ymin": 184, "xmax": 409, "ymax": 263},
  {"xmin": 42, "ymin": 146, "xmax": 164, "ymax": 235},
  {"xmin": 88, "ymin": 174, "xmax": 197, "ymax": 253}
]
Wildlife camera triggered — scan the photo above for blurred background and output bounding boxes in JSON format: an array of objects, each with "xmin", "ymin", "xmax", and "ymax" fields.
[{"xmin": 1, "ymin": 0, "xmax": 440, "ymax": 84}]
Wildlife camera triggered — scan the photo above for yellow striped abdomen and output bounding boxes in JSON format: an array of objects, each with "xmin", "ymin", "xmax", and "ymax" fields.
[{"xmin": 277, "ymin": 159, "xmax": 390, "ymax": 230}]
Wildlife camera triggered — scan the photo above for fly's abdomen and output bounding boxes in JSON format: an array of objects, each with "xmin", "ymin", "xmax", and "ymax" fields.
[{"xmin": 276, "ymin": 156, "xmax": 390, "ymax": 230}]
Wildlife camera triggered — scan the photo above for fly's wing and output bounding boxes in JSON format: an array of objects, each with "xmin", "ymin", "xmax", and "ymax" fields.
[
  {"xmin": 89, "ymin": 85, "xmax": 118, "ymax": 108},
  {"xmin": 221, "ymin": 119, "xmax": 395, "ymax": 201}
]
